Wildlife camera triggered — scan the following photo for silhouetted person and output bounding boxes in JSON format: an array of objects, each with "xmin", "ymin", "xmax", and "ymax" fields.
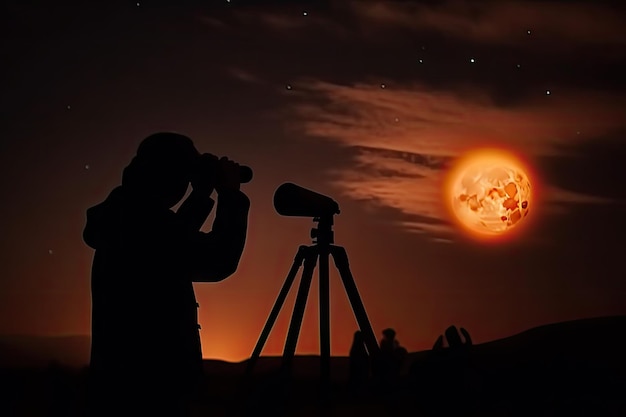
[
  {"xmin": 379, "ymin": 328, "xmax": 407, "ymax": 383},
  {"xmin": 83, "ymin": 132, "xmax": 250, "ymax": 417},
  {"xmin": 380, "ymin": 328, "xmax": 398, "ymax": 355},
  {"xmin": 349, "ymin": 330, "xmax": 370, "ymax": 392}
]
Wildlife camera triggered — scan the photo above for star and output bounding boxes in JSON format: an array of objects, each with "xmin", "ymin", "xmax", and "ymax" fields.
[
  {"xmin": 546, "ymin": 90, "xmax": 551, "ymax": 95},
  {"xmin": 516, "ymin": 64, "xmax": 521, "ymax": 69},
  {"xmin": 527, "ymin": 29, "xmax": 532, "ymax": 35},
  {"xmin": 394, "ymin": 117, "xmax": 399, "ymax": 122},
  {"xmin": 469, "ymin": 58, "xmax": 476, "ymax": 63},
  {"xmin": 66, "ymin": 105, "xmax": 71, "ymax": 110},
  {"xmin": 380, "ymin": 84, "xmax": 386, "ymax": 89},
  {"xmin": 421, "ymin": 46, "xmax": 426, "ymax": 50},
  {"xmin": 285, "ymin": 84, "xmax": 292, "ymax": 90},
  {"xmin": 303, "ymin": 11, "xmax": 308, "ymax": 16},
  {"xmin": 48, "ymin": 249, "xmax": 54, "ymax": 255},
  {"xmin": 418, "ymin": 59, "xmax": 423, "ymax": 64},
  {"xmin": 136, "ymin": 2, "xmax": 140, "ymax": 6},
  {"xmin": 84, "ymin": 164, "xmax": 90, "ymax": 170}
]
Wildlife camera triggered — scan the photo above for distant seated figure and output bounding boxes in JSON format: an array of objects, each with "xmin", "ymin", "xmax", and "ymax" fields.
[
  {"xmin": 83, "ymin": 132, "xmax": 250, "ymax": 417},
  {"xmin": 379, "ymin": 328, "xmax": 408, "ymax": 380},
  {"xmin": 349, "ymin": 330, "xmax": 370, "ymax": 390},
  {"xmin": 380, "ymin": 328, "xmax": 398, "ymax": 354},
  {"xmin": 432, "ymin": 325, "xmax": 473, "ymax": 352}
]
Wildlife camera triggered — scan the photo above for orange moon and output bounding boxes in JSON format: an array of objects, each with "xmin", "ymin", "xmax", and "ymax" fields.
[{"xmin": 444, "ymin": 149, "xmax": 535, "ymax": 242}]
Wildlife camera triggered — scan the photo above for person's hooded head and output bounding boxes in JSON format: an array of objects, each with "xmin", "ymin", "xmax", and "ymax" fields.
[
  {"xmin": 122, "ymin": 132, "xmax": 200, "ymax": 209},
  {"xmin": 382, "ymin": 328, "xmax": 396, "ymax": 340}
]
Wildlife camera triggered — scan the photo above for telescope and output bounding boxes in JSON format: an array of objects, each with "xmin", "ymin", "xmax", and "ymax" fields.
[{"xmin": 273, "ymin": 183, "xmax": 340, "ymax": 218}]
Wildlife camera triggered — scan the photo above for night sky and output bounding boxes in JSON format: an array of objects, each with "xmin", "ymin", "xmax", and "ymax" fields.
[{"xmin": 3, "ymin": 0, "xmax": 626, "ymax": 362}]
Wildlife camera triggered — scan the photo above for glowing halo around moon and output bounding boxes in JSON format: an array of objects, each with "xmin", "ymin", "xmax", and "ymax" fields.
[{"xmin": 444, "ymin": 148, "xmax": 535, "ymax": 243}]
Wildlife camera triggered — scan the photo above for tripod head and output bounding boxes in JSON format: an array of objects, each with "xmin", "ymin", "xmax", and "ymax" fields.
[{"xmin": 311, "ymin": 216, "xmax": 334, "ymax": 246}]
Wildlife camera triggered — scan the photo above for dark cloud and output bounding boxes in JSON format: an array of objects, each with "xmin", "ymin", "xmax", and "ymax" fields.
[
  {"xmin": 355, "ymin": 146, "xmax": 451, "ymax": 170},
  {"xmin": 348, "ymin": 0, "xmax": 626, "ymax": 46}
]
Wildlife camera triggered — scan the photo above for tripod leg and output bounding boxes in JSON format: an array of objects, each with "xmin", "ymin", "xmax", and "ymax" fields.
[
  {"xmin": 330, "ymin": 245, "xmax": 381, "ymax": 366},
  {"xmin": 318, "ymin": 247, "xmax": 331, "ymax": 389},
  {"xmin": 246, "ymin": 245, "xmax": 308, "ymax": 375},
  {"xmin": 281, "ymin": 246, "xmax": 318, "ymax": 373}
]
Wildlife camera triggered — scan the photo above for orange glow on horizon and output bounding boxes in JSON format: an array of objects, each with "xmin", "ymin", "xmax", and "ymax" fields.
[{"xmin": 443, "ymin": 148, "xmax": 541, "ymax": 244}]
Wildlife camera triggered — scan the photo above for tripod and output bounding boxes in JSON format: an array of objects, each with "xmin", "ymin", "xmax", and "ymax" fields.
[{"xmin": 245, "ymin": 215, "xmax": 381, "ymax": 388}]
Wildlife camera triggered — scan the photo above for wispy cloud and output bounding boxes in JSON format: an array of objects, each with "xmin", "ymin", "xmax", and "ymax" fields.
[
  {"xmin": 198, "ymin": 1, "xmax": 626, "ymax": 47},
  {"xmin": 196, "ymin": 15, "xmax": 229, "ymax": 30},
  {"xmin": 290, "ymin": 81, "xmax": 626, "ymax": 158},
  {"xmin": 225, "ymin": 67, "xmax": 264, "ymax": 85},
  {"xmin": 198, "ymin": 7, "xmax": 348, "ymax": 37},
  {"xmin": 287, "ymin": 80, "xmax": 626, "ymax": 239},
  {"xmin": 348, "ymin": 0, "xmax": 626, "ymax": 47}
]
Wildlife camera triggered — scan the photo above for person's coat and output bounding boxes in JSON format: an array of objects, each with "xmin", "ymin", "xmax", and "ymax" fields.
[{"xmin": 83, "ymin": 185, "xmax": 249, "ymax": 389}]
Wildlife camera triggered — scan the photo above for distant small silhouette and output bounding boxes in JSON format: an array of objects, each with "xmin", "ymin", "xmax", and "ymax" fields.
[
  {"xmin": 411, "ymin": 325, "xmax": 476, "ymax": 415},
  {"xmin": 432, "ymin": 325, "xmax": 472, "ymax": 351},
  {"xmin": 349, "ymin": 330, "xmax": 370, "ymax": 391},
  {"xmin": 83, "ymin": 132, "xmax": 250, "ymax": 417},
  {"xmin": 379, "ymin": 328, "xmax": 407, "ymax": 383}
]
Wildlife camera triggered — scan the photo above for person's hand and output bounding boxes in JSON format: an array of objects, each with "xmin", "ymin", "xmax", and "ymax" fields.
[
  {"xmin": 216, "ymin": 157, "xmax": 241, "ymax": 193},
  {"xmin": 191, "ymin": 153, "xmax": 218, "ymax": 194}
]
